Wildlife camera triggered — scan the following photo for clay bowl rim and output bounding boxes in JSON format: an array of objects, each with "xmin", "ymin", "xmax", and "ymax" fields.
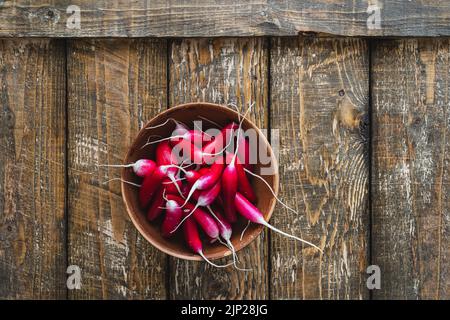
[{"xmin": 121, "ymin": 102, "xmax": 279, "ymax": 261}]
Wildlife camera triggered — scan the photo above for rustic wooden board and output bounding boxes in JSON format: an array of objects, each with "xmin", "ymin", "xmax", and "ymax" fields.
[
  {"xmin": 168, "ymin": 38, "xmax": 269, "ymax": 299},
  {"xmin": 67, "ymin": 39, "xmax": 168, "ymax": 299},
  {"xmin": 1, "ymin": 1, "xmax": 449, "ymax": 37},
  {"xmin": 270, "ymin": 37, "xmax": 370, "ymax": 299},
  {"xmin": 372, "ymin": 39, "xmax": 450, "ymax": 299},
  {"xmin": 0, "ymin": 39, "xmax": 66, "ymax": 299}
]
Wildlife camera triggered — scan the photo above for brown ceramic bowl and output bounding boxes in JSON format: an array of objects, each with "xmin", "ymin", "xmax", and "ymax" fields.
[{"xmin": 122, "ymin": 102, "xmax": 279, "ymax": 261}]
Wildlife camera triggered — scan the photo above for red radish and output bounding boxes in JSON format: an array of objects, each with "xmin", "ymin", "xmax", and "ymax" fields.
[
  {"xmin": 172, "ymin": 138, "xmax": 204, "ymax": 164},
  {"xmin": 206, "ymin": 207, "xmax": 232, "ymax": 243},
  {"xmin": 139, "ymin": 164, "xmax": 188, "ymax": 208},
  {"xmin": 139, "ymin": 166, "xmax": 166, "ymax": 208},
  {"xmin": 147, "ymin": 185, "xmax": 166, "ymax": 221},
  {"xmin": 170, "ymin": 129, "xmax": 211, "ymax": 147},
  {"xmin": 182, "ymin": 213, "xmax": 230, "ymax": 267},
  {"xmin": 220, "ymin": 116, "xmax": 252, "ymax": 222},
  {"xmin": 224, "ymin": 152, "xmax": 256, "ymax": 203},
  {"xmin": 166, "ymin": 195, "xmax": 219, "ymax": 239},
  {"xmin": 234, "ymin": 193, "xmax": 322, "ymax": 252},
  {"xmin": 206, "ymin": 206, "xmax": 249, "ymax": 270},
  {"xmin": 192, "ymin": 181, "xmax": 221, "ymax": 207},
  {"xmin": 142, "ymin": 129, "xmax": 210, "ymax": 149},
  {"xmin": 235, "ymin": 158, "xmax": 256, "ymax": 203},
  {"xmin": 98, "ymin": 159, "xmax": 156, "ymax": 178},
  {"xmin": 156, "ymin": 141, "xmax": 184, "ymax": 196},
  {"xmin": 237, "ymin": 136, "xmax": 253, "ymax": 171},
  {"xmin": 202, "ymin": 122, "xmax": 238, "ymax": 156},
  {"xmin": 161, "ymin": 200, "xmax": 183, "ymax": 237},
  {"xmin": 221, "ymin": 163, "xmax": 238, "ymax": 223},
  {"xmin": 161, "ymin": 178, "xmax": 182, "ymax": 195}
]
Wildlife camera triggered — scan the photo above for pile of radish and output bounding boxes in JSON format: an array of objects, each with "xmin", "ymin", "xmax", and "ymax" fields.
[{"xmin": 114, "ymin": 108, "xmax": 321, "ymax": 269}]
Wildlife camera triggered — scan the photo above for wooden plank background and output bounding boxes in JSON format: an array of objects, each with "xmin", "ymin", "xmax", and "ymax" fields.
[
  {"xmin": 0, "ymin": 39, "xmax": 66, "ymax": 299},
  {"xmin": 372, "ymin": 39, "xmax": 450, "ymax": 299},
  {"xmin": 0, "ymin": 36, "xmax": 449, "ymax": 299},
  {"xmin": 0, "ymin": 1, "xmax": 450, "ymax": 37},
  {"xmin": 270, "ymin": 38, "xmax": 370, "ymax": 299}
]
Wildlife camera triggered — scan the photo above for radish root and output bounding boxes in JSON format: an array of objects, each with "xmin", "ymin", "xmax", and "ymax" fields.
[
  {"xmin": 102, "ymin": 178, "xmax": 141, "ymax": 188},
  {"xmin": 262, "ymin": 221, "xmax": 323, "ymax": 253},
  {"xmin": 199, "ymin": 251, "xmax": 233, "ymax": 268},
  {"xmin": 244, "ymin": 168, "xmax": 299, "ymax": 216},
  {"xmin": 240, "ymin": 220, "xmax": 251, "ymax": 241}
]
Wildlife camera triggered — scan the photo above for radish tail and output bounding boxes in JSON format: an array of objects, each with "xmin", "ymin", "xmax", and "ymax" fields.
[
  {"xmin": 226, "ymin": 239, "xmax": 251, "ymax": 272},
  {"xmin": 169, "ymin": 202, "xmax": 200, "ymax": 234},
  {"xmin": 261, "ymin": 221, "xmax": 323, "ymax": 253},
  {"xmin": 199, "ymin": 251, "xmax": 233, "ymax": 268},
  {"xmin": 141, "ymin": 135, "xmax": 184, "ymax": 149},
  {"xmin": 180, "ymin": 180, "xmax": 200, "ymax": 208},
  {"xmin": 168, "ymin": 173, "xmax": 185, "ymax": 198},
  {"xmin": 240, "ymin": 220, "xmax": 251, "ymax": 241},
  {"xmin": 102, "ymin": 178, "xmax": 141, "ymax": 188},
  {"xmin": 201, "ymin": 133, "xmax": 235, "ymax": 157},
  {"xmin": 97, "ymin": 163, "xmax": 134, "ymax": 168},
  {"xmin": 145, "ymin": 117, "xmax": 185, "ymax": 130},
  {"xmin": 206, "ymin": 206, "xmax": 226, "ymax": 230},
  {"xmin": 244, "ymin": 168, "xmax": 298, "ymax": 215},
  {"xmin": 198, "ymin": 115, "xmax": 221, "ymax": 128}
]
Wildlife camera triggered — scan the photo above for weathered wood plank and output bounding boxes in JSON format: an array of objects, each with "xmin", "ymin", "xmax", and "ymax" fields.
[
  {"xmin": 372, "ymin": 39, "xmax": 450, "ymax": 299},
  {"xmin": 0, "ymin": 1, "xmax": 449, "ymax": 37},
  {"xmin": 169, "ymin": 38, "xmax": 269, "ymax": 299},
  {"xmin": 270, "ymin": 37, "xmax": 370, "ymax": 299},
  {"xmin": 67, "ymin": 39, "xmax": 168, "ymax": 299},
  {"xmin": 0, "ymin": 39, "xmax": 66, "ymax": 299}
]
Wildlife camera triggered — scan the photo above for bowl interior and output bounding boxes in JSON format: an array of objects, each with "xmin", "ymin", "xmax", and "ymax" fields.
[{"xmin": 122, "ymin": 103, "xmax": 278, "ymax": 260}]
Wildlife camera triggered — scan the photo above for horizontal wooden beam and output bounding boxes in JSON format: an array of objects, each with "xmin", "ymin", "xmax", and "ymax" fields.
[{"xmin": 0, "ymin": 1, "xmax": 449, "ymax": 38}]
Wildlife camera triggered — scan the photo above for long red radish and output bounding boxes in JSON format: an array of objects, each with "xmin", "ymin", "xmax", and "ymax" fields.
[
  {"xmin": 181, "ymin": 156, "xmax": 224, "ymax": 208},
  {"xmin": 139, "ymin": 164, "xmax": 189, "ymax": 208},
  {"xmin": 202, "ymin": 122, "xmax": 238, "ymax": 156},
  {"xmin": 237, "ymin": 136, "xmax": 253, "ymax": 171},
  {"xmin": 206, "ymin": 206, "xmax": 250, "ymax": 271},
  {"xmin": 170, "ymin": 129, "xmax": 211, "ymax": 147},
  {"xmin": 156, "ymin": 141, "xmax": 184, "ymax": 196},
  {"xmin": 147, "ymin": 185, "xmax": 166, "ymax": 221},
  {"xmin": 98, "ymin": 159, "xmax": 156, "ymax": 178},
  {"xmin": 183, "ymin": 214, "xmax": 231, "ymax": 268},
  {"xmin": 220, "ymin": 111, "xmax": 253, "ymax": 222},
  {"xmin": 235, "ymin": 158, "xmax": 256, "ymax": 203},
  {"xmin": 166, "ymin": 195, "xmax": 219, "ymax": 239},
  {"xmin": 221, "ymin": 162, "xmax": 238, "ymax": 222},
  {"xmin": 139, "ymin": 166, "xmax": 166, "ymax": 208},
  {"xmin": 234, "ymin": 193, "xmax": 322, "ymax": 252},
  {"xmin": 161, "ymin": 200, "xmax": 183, "ymax": 237},
  {"xmin": 161, "ymin": 177, "xmax": 182, "ymax": 195}
]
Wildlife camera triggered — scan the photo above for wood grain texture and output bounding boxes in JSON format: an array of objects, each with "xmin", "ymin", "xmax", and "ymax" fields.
[
  {"xmin": 67, "ymin": 39, "xmax": 168, "ymax": 299},
  {"xmin": 372, "ymin": 39, "xmax": 450, "ymax": 299},
  {"xmin": 0, "ymin": 1, "xmax": 449, "ymax": 37},
  {"xmin": 270, "ymin": 37, "xmax": 370, "ymax": 299},
  {"xmin": 169, "ymin": 38, "xmax": 269, "ymax": 299},
  {"xmin": 0, "ymin": 39, "xmax": 66, "ymax": 299}
]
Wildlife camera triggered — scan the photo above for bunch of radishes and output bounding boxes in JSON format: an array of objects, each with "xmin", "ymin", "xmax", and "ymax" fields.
[{"xmin": 118, "ymin": 110, "xmax": 321, "ymax": 268}]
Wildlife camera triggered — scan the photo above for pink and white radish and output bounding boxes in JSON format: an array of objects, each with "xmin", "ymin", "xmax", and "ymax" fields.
[
  {"xmin": 161, "ymin": 200, "xmax": 183, "ymax": 237},
  {"xmin": 234, "ymin": 193, "xmax": 322, "ymax": 252}
]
